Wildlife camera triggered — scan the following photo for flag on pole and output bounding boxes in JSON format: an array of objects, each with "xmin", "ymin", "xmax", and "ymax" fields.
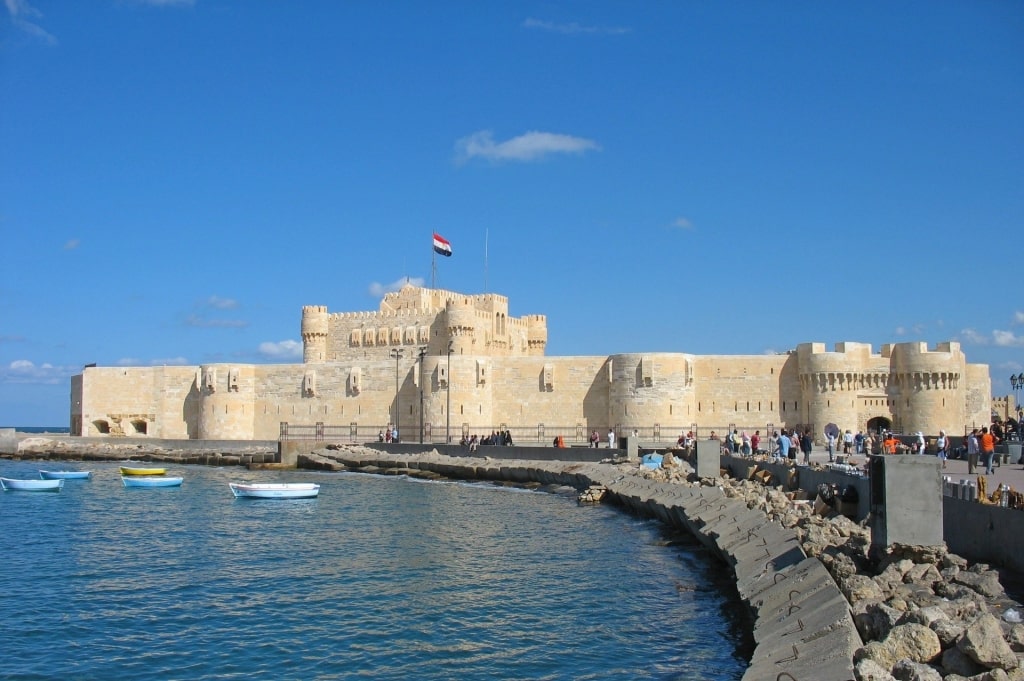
[{"xmin": 432, "ymin": 232, "xmax": 452, "ymax": 257}]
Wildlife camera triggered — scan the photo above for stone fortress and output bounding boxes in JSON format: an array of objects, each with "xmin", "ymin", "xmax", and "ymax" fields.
[{"xmin": 71, "ymin": 284, "xmax": 992, "ymax": 442}]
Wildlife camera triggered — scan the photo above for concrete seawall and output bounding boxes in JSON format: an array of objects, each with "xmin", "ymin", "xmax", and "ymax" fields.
[{"xmin": 309, "ymin": 446, "xmax": 861, "ymax": 681}]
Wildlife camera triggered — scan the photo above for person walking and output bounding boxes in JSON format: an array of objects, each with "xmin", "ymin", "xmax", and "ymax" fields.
[
  {"xmin": 607, "ymin": 429, "xmax": 615, "ymax": 449},
  {"xmin": 936, "ymin": 430, "xmax": 948, "ymax": 469},
  {"xmin": 980, "ymin": 426, "xmax": 998, "ymax": 475},
  {"xmin": 801, "ymin": 429, "xmax": 813, "ymax": 465},
  {"xmin": 967, "ymin": 429, "xmax": 980, "ymax": 474},
  {"xmin": 825, "ymin": 430, "xmax": 836, "ymax": 462},
  {"xmin": 775, "ymin": 430, "xmax": 789, "ymax": 462}
]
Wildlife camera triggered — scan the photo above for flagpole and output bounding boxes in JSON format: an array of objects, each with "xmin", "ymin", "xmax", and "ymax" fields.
[
  {"xmin": 484, "ymin": 228, "xmax": 488, "ymax": 292},
  {"xmin": 431, "ymin": 246, "xmax": 436, "ymax": 290}
]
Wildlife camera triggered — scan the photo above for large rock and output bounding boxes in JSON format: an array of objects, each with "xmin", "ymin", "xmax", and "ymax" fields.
[
  {"xmin": 891, "ymin": 659, "xmax": 942, "ymax": 681},
  {"xmin": 845, "ymin": 574, "xmax": 886, "ymax": 605},
  {"xmin": 958, "ymin": 613, "xmax": 1019, "ymax": 671},
  {"xmin": 855, "ymin": 623, "xmax": 942, "ymax": 670},
  {"xmin": 942, "ymin": 646, "xmax": 986, "ymax": 677},
  {"xmin": 855, "ymin": 601, "xmax": 903, "ymax": 642},
  {"xmin": 956, "ymin": 571, "xmax": 1007, "ymax": 600},
  {"xmin": 856, "ymin": 657, "xmax": 897, "ymax": 680}
]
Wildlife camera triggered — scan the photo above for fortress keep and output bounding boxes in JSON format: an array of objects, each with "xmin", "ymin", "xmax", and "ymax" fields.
[{"xmin": 70, "ymin": 284, "xmax": 991, "ymax": 442}]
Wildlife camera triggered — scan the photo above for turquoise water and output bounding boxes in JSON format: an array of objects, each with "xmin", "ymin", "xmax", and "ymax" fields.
[{"xmin": 0, "ymin": 462, "xmax": 749, "ymax": 680}]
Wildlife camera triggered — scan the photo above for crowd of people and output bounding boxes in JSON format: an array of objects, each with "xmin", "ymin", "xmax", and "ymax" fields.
[{"xmin": 461, "ymin": 430, "xmax": 514, "ymax": 451}]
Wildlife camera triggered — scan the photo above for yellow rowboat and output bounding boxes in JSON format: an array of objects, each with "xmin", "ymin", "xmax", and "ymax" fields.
[{"xmin": 119, "ymin": 466, "xmax": 167, "ymax": 476}]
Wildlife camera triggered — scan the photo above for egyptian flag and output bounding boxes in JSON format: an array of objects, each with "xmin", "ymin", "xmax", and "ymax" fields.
[{"xmin": 433, "ymin": 232, "xmax": 452, "ymax": 257}]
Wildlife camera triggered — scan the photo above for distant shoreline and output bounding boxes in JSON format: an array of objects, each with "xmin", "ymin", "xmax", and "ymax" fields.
[{"xmin": 3, "ymin": 427, "xmax": 71, "ymax": 434}]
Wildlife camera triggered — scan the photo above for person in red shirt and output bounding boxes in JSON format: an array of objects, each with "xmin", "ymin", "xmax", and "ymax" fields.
[{"xmin": 980, "ymin": 426, "xmax": 998, "ymax": 475}]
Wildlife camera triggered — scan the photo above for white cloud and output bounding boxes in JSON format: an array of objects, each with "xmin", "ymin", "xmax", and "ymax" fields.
[
  {"xmin": 1014, "ymin": 311, "xmax": 1024, "ymax": 325},
  {"xmin": 672, "ymin": 217, "xmax": 693, "ymax": 230},
  {"xmin": 993, "ymin": 330, "xmax": 1024, "ymax": 347},
  {"xmin": 369, "ymin": 277, "xmax": 425, "ymax": 297},
  {"xmin": 455, "ymin": 130, "xmax": 600, "ymax": 164},
  {"xmin": 959, "ymin": 328, "xmax": 1024, "ymax": 347},
  {"xmin": 999, "ymin": 361, "xmax": 1023, "ymax": 372},
  {"xmin": 205, "ymin": 295, "xmax": 239, "ymax": 310},
  {"xmin": 4, "ymin": 0, "xmax": 57, "ymax": 45},
  {"xmin": 1, "ymin": 359, "xmax": 77, "ymax": 384},
  {"xmin": 258, "ymin": 340, "xmax": 303, "ymax": 360},
  {"xmin": 959, "ymin": 328, "xmax": 989, "ymax": 345},
  {"xmin": 895, "ymin": 326, "xmax": 906, "ymax": 336},
  {"xmin": 522, "ymin": 17, "xmax": 631, "ymax": 35},
  {"xmin": 63, "ymin": 238, "xmax": 80, "ymax": 250}
]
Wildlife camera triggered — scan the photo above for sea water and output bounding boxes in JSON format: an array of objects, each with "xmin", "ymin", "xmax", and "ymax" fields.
[{"xmin": 0, "ymin": 462, "xmax": 750, "ymax": 680}]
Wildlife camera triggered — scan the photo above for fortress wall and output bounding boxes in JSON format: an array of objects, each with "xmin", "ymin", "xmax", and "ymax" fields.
[
  {"xmin": 70, "ymin": 288, "xmax": 992, "ymax": 442},
  {"xmin": 484, "ymin": 356, "xmax": 610, "ymax": 435},
  {"xmin": 79, "ymin": 366, "xmax": 197, "ymax": 438},
  {"xmin": 687, "ymin": 354, "xmax": 792, "ymax": 430},
  {"xmin": 964, "ymin": 364, "xmax": 993, "ymax": 430}
]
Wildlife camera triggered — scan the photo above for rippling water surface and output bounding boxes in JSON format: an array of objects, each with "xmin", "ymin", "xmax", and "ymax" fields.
[{"xmin": 0, "ymin": 462, "xmax": 749, "ymax": 680}]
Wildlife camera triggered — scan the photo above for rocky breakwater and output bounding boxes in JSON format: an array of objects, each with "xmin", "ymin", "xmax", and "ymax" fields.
[
  {"xmin": 6, "ymin": 436, "xmax": 278, "ymax": 468},
  {"xmin": 634, "ymin": 459, "xmax": 1024, "ymax": 681}
]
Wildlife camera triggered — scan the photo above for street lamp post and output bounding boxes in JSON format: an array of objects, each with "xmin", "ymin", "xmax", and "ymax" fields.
[
  {"xmin": 1012, "ymin": 373, "xmax": 1023, "ymax": 413},
  {"xmin": 446, "ymin": 340, "xmax": 453, "ymax": 444},
  {"xmin": 390, "ymin": 348, "xmax": 404, "ymax": 442},
  {"xmin": 417, "ymin": 346, "xmax": 427, "ymax": 444}
]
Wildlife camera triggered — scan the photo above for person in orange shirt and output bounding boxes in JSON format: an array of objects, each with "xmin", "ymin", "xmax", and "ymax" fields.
[
  {"xmin": 980, "ymin": 426, "xmax": 998, "ymax": 475},
  {"xmin": 884, "ymin": 433, "xmax": 898, "ymax": 455}
]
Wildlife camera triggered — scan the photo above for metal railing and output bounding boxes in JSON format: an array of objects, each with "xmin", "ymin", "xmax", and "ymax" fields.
[{"xmin": 277, "ymin": 421, "xmax": 792, "ymax": 445}]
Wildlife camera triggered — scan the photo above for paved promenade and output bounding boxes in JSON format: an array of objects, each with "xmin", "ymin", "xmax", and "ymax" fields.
[{"xmin": 796, "ymin": 445, "xmax": 1024, "ymax": 495}]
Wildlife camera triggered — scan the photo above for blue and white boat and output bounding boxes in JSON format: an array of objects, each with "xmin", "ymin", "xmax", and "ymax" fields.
[
  {"xmin": 1, "ymin": 477, "xmax": 64, "ymax": 492},
  {"xmin": 121, "ymin": 476, "xmax": 183, "ymax": 488},
  {"xmin": 39, "ymin": 470, "xmax": 92, "ymax": 480},
  {"xmin": 229, "ymin": 482, "xmax": 319, "ymax": 499}
]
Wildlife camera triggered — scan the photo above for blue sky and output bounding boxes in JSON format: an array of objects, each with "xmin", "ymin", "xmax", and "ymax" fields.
[{"xmin": 2, "ymin": 1, "xmax": 1022, "ymax": 426}]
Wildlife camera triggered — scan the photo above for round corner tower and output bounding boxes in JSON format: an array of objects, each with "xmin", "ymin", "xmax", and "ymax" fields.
[
  {"xmin": 445, "ymin": 298, "xmax": 476, "ymax": 355},
  {"xmin": 301, "ymin": 305, "xmax": 329, "ymax": 363},
  {"xmin": 890, "ymin": 341, "xmax": 966, "ymax": 435}
]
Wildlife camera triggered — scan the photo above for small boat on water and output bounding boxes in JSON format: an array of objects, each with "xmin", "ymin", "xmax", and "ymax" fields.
[
  {"xmin": 121, "ymin": 476, "xmax": 183, "ymax": 488},
  {"xmin": 1, "ymin": 477, "xmax": 64, "ymax": 492},
  {"xmin": 119, "ymin": 466, "xmax": 167, "ymax": 476},
  {"xmin": 39, "ymin": 470, "xmax": 92, "ymax": 480},
  {"xmin": 229, "ymin": 482, "xmax": 320, "ymax": 499}
]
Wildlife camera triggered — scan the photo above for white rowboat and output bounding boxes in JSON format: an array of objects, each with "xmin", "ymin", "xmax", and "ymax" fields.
[
  {"xmin": 229, "ymin": 482, "xmax": 320, "ymax": 499},
  {"xmin": 121, "ymin": 476, "xmax": 183, "ymax": 488},
  {"xmin": 39, "ymin": 470, "xmax": 92, "ymax": 480},
  {"xmin": 1, "ymin": 477, "xmax": 64, "ymax": 492}
]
